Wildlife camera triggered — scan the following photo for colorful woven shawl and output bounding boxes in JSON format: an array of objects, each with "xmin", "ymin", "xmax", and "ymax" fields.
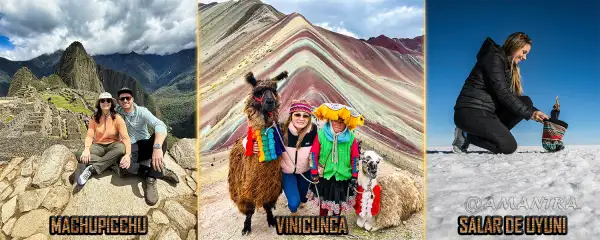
[{"xmin": 244, "ymin": 124, "xmax": 285, "ymax": 162}]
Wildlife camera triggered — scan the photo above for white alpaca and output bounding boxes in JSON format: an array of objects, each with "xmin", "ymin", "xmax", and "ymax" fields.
[
  {"xmin": 355, "ymin": 150, "xmax": 382, "ymax": 231},
  {"xmin": 354, "ymin": 150, "xmax": 424, "ymax": 232}
]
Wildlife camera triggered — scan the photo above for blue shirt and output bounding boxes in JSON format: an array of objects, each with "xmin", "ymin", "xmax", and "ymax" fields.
[{"xmin": 116, "ymin": 103, "xmax": 167, "ymax": 144}]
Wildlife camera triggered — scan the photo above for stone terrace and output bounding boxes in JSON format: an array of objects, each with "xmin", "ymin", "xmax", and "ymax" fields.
[
  {"xmin": 13, "ymin": 85, "xmax": 38, "ymax": 100},
  {"xmin": 64, "ymin": 88, "xmax": 97, "ymax": 110},
  {"xmin": 0, "ymin": 89, "xmax": 88, "ymax": 160}
]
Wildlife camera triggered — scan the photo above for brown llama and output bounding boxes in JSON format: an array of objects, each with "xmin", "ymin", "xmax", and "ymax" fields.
[{"xmin": 228, "ymin": 70, "xmax": 289, "ymax": 235}]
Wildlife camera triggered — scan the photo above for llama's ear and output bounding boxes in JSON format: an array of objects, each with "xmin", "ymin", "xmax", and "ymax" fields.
[
  {"xmin": 274, "ymin": 71, "xmax": 288, "ymax": 81},
  {"xmin": 246, "ymin": 72, "xmax": 257, "ymax": 87}
]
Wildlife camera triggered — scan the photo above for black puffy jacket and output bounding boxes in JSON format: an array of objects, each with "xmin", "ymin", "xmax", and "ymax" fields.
[{"xmin": 454, "ymin": 37, "xmax": 534, "ymax": 120}]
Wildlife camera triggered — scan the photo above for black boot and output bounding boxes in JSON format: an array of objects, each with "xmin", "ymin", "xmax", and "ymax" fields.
[
  {"xmin": 161, "ymin": 168, "xmax": 179, "ymax": 184},
  {"xmin": 145, "ymin": 177, "xmax": 159, "ymax": 206}
]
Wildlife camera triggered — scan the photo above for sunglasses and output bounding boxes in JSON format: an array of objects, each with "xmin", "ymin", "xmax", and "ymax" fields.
[
  {"xmin": 119, "ymin": 96, "xmax": 132, "ymax": 102},
  {"xmin": 99, "ymin": 99, "xmax": 112, "ymax": 104},
  {"xmin": 293, "ymin": 113, "xmax": 311, "ymax": 119}
]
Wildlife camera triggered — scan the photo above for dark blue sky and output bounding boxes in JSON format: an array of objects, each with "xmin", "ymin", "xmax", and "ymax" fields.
[{"xmin": 427, "ymin": 0, "xmax": 600, "ymax": 146}]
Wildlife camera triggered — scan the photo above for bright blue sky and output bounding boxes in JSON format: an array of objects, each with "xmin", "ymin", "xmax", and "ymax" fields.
[
  {"xmin": 0, "ymin": 36, "xmax": 14, "ymax": 50},
  {"xmin": 427, "ymin": 0, "xmax": 600, "ymax": 147}
]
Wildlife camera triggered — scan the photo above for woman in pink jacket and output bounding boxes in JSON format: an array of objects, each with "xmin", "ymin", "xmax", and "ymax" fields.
[
  {"xmin": 279, "ymin": 100, "xmax": 318, "ymax": 215},
  {"xmin": 247, "ymin": 99, "xmax": 317, "ymax": 215}
]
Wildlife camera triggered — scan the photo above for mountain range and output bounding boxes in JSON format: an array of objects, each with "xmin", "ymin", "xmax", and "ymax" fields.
[
  {"xmin": 0, "ymin": 42, "xmax": 196, "ymax": 138},
  {"xmin": 198, "ymin": 0, "xmax": 424, "ymax": 165}
]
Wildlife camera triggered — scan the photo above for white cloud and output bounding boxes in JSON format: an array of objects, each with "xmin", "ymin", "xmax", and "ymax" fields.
[
  {"xmin": 367, "ymin": 5, "xmax": 424, "ymax": 26},
  {"xmin": 260, "ymin": 0, "xmax": 424, "ymax": 39},
  {"xmin": 265, "ymin": 0, "xmax": 385, "ymax": 4},
  {"xmin": 315, "ymin": 22, "xmax": 360, "ymax": 39},
  {"xmin": 198, "ymin": 0, "xmax": 232, "ymax": 3},
  {"xmin": 0, "ymin": 0, "xmax": 197, "ymax": 61}
]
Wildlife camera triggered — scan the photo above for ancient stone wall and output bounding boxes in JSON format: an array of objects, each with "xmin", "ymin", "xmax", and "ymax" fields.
[
  {"xmin": 0, "ymin": 95, "xmax": 86, "ymax": 160},
  {"xmin": 41, "ymin": 104, "xmax": 52, "ymax": 136}
]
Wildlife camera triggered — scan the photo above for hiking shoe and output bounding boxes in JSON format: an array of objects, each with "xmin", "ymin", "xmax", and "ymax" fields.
[
  {"xmin": 77, "ymin": 165, "xmax": 94, "ymax": 186},
  {"xmin": 452, "ymin": 127, "xmax": 469, "ymax": 153},
  {"xmin": 162, "ymin": 169, "xmax": 180, "ymax": 184},
  {"xmin": 145, "ymin": 177, "xmax": 159, "ymax": 206}
]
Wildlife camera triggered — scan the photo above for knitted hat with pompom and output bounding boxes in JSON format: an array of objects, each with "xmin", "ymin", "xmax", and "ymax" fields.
[{"xmin": 289, "ymin": 99, "xmax": 312, "ymax": 115}]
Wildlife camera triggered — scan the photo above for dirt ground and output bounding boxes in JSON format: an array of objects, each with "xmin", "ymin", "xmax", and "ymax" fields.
[{"xmin": 198, "ymin": 150, "xmax": 424, "ymax": 240}]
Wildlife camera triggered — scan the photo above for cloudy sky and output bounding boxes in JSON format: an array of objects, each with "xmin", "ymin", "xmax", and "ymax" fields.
[
  {"xmin": 200, "ymin": 0, "xmax": 424, "ymax": 40},
  {"xmin": 0, "ymin": 0, "xmax": 424, "ymax": 61},
  {"xmin": 0, "ymin": 0, "xmax": 197, "ymax": 61}
]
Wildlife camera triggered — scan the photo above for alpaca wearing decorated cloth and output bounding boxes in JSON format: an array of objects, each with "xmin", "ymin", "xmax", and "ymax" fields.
[
  {"xmin": 354, "ymin": 150, "xmax": 383, "ymax": 231},
  {"xmin": 228, "ymin": 70, "xmax": 289, "ymax": 235},
  {"xmin": 354, "ymin": 148, "xmax": 424, "ymax": 232},
  {"xmin": 307, "ymin": 103, "xmax": 365, "ymax": 216}
]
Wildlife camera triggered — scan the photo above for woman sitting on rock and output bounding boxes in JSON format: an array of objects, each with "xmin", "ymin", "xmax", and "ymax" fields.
[{"xmin": 69, "ymin": 92, "xmax": 131, "ymax": 188}]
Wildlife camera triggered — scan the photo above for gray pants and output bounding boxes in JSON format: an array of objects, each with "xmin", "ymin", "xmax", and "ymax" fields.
[{"xmin": 76, "ymin": 142, "xmax": 125, "ymax": 174}]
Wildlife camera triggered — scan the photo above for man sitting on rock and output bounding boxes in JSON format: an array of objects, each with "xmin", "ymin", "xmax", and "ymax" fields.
[{"xmin": 115, "ymin": 87, "xmax": 179, "ymax": 206}]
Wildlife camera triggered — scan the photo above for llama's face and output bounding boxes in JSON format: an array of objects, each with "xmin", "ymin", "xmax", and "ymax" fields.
[
  {"xmin": 361, "ymin": 150, "xmax": 382, "ymax": 179},
  {"xmin": 252, "ymin": 83, "xmax": 278, "ymax": 113},
  {"xmin": 245, "ymin": 71, "xmax": 288, "ymax": 115}
]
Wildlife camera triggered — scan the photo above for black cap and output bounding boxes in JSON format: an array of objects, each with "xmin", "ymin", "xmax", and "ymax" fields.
[{"xmin": 117, "ymin": 87, "xmax": 134, "ymax": 97}]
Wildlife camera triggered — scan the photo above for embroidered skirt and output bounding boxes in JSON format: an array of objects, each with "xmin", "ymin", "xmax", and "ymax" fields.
[{"xmin": 307, "ymin": 176, "xmax": 356, "ymax": 215}]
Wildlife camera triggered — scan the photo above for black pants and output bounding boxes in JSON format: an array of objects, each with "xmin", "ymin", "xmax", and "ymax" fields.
[
  {"xmin": 122, "ymin": 134, "xmax": 167, "ymax": 178},
  {"xmin": 454, "ymin": 96, "xmax": 535, "ymax": 154}
]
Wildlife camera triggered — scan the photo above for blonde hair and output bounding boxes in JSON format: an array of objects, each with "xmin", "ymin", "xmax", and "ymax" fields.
[
  {"xmin": 282, "ymin": 113, "xmax": 313, "ymax": 149},
  {"xmin": 501, "ymin": 32, "xmax": 532, "ymax": 96}
]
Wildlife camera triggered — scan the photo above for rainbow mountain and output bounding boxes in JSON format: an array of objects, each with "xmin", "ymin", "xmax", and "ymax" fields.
[{"xmin": 198, "ymin": 0, "xmax": 424, "ymax": 165}]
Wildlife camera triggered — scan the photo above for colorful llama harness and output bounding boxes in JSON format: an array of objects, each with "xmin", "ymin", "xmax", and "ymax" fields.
[{"xmin": 244, "ymin": 124, "xmax": 285, "ymax": 162}]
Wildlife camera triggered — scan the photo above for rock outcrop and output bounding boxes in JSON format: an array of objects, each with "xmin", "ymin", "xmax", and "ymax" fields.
[
  {"xmin": 7, "ymin": 68, "xmax": 68, "ymax": 98},
  {"xmin": 7, "ymin": 68, "xmax": 38, "ymax": 97},
  {"xmin": 31, "ymin": 145, "xmax": 74, "ymax": 188},
  {"xmin": 56, "ymin": 42, "xmax": 104, "ymax": 93},
  {"xmin": 169, "ymin": 138, "xmax": 196, "ymax": 170},
  {"xmin": 0, "ymin": 141, "xmax": 197, "ymax": 239}
]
